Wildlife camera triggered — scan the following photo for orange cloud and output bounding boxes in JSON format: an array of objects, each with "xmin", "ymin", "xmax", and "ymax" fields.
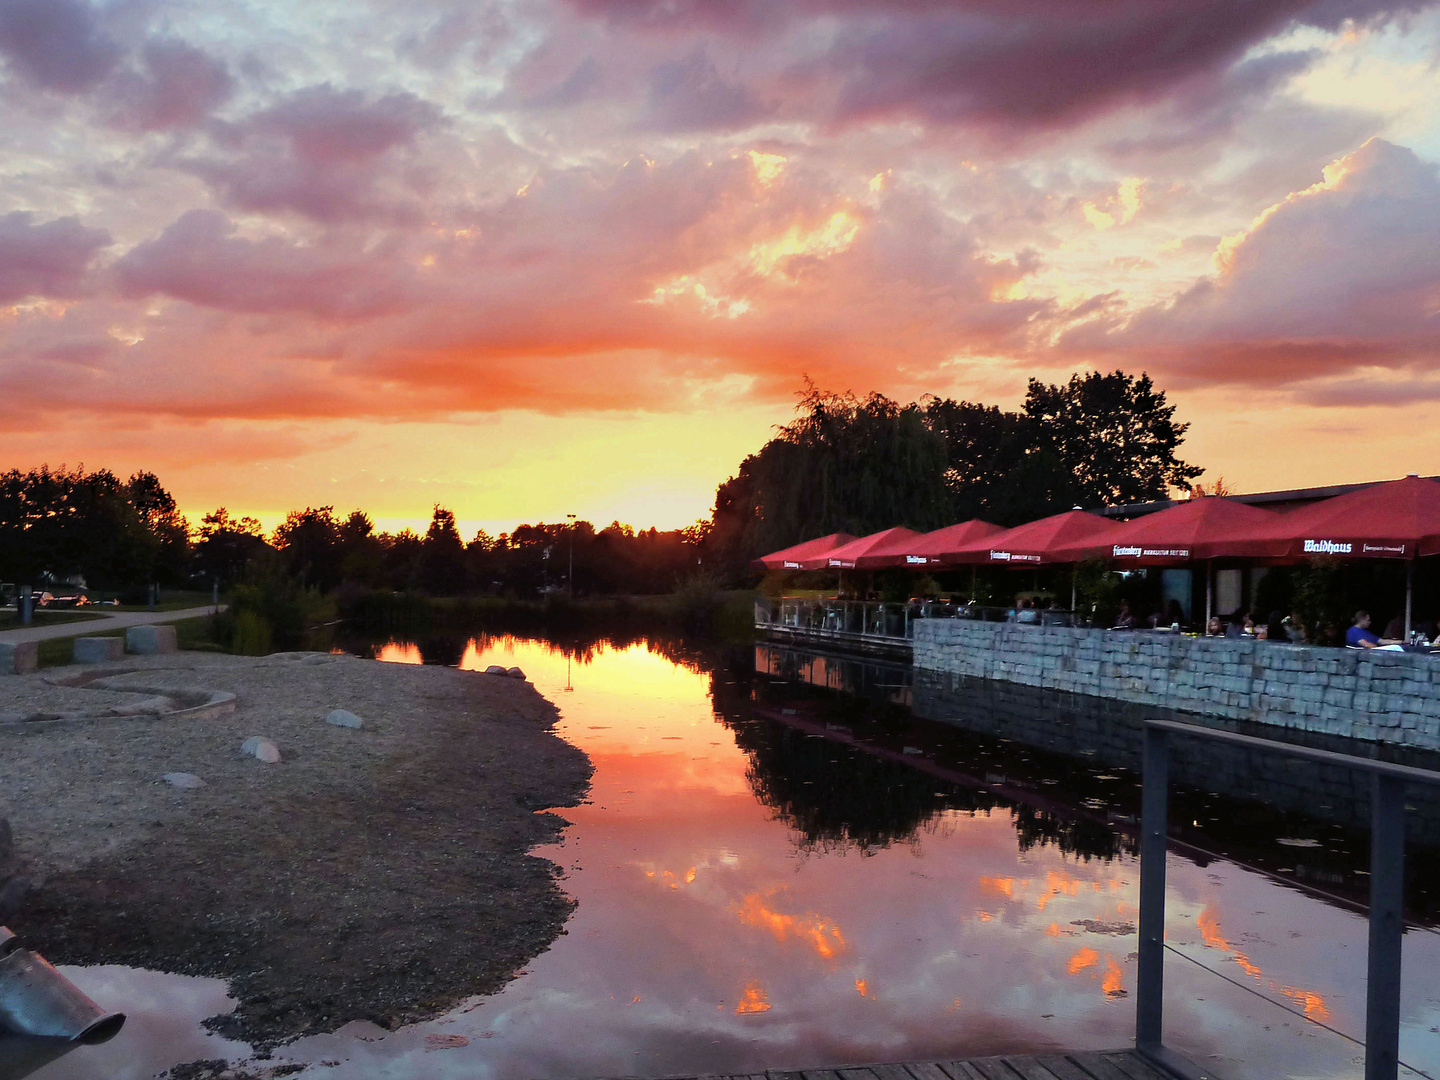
[
  {"xmin": 734, "ymin": 980, "xmax": 772, "ymax": 1014},
  {"xmin": 735, "ymin": 892, "xmax": 847, "ymax": 961}
]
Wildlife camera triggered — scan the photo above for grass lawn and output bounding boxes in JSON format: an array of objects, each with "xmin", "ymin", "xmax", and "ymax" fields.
[
  {"xmin": 0, "ymin": 609, "xmax": 109, "ymax": 630},
  {"xmin": 109, "ymin": 590, "xmax": 217, "ymax": 612}
]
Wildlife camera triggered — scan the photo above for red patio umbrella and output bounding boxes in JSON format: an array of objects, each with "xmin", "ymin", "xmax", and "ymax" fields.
[
  {"xmin": 802, "ymin": 527, "xmax": 923, "ymax": 570},
  {"xmin": 1223, "ymin": 475, "xmax": 1440, "ymax": 561},
  {"xmin": 1222, "ymin": 475, "xmax": 1440, "ymax": 636},
  {"xmin": 1051, "ymin": 496, "xmax": 1280, "ymax": 565},
  {"xmin": 847, "ymin": 525, "xmax": 978, "ymax": 570},
  {"xmin": 878, "ymin": 519, "xmax": 1006, "ymax": 568},
  {"xmin": 749, "ymin": 532, "xmax": 856, "ymax": 572},
  {"xmin": 941, "ymin": 509, "xmax": 1121, "ymax": 566}
]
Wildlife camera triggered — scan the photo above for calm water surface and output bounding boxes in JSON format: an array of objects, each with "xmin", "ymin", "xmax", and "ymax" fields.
[{"xmin": 37, "ymin": 635, "xmax": 1440, "ymax": 1080}]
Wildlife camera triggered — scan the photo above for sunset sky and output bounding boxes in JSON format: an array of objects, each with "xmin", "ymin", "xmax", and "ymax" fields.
[{"xmin": 2, "ymin": 0, "xmax": 1439, "ymax": 535}]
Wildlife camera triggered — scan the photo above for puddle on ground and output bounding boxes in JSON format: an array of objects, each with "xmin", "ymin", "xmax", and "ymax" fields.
[{"xmin": 27, "ymin": 635, "xmax": 1440, "ymax": 1080}]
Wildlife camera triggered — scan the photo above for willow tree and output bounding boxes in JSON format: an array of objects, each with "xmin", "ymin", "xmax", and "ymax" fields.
[{"xmin": 709, "ymin": 386, "xmax": 952, "ymax": 566}]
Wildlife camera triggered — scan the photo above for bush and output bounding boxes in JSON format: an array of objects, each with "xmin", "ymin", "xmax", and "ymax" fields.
[{"xmin": 232, "ymin": 610, "xmax": 273, "ymax": 655}]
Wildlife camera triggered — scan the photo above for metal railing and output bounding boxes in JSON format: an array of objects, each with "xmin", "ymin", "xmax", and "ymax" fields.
[
  {"xmin": 754, "ymin": 598, "xmax": 924, "ymax": 643},
  {"xmin": 1137, "ymin": 718, "xmax": 1440, "ymax": 1080},
  {"xmin": 754, "ymin": 599, "xmax": 1089, "ymax": 643}
]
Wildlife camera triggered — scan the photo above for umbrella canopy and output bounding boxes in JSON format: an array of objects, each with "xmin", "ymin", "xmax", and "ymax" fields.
[
  {"xmin": 750, "ymin": 532, "xmax": 856, "ymax": 572},
  {"xmin": 1224, "ymin": 475, "xmax": 1440, "ymax": 560},
  {"xmin": 1052, "ymin": 496, "xmax": 1280, "ymax": 565},
  {"xmin": 847, "ymin": 526, "xmax": 952, "ymax": 570},
  {"xmin": 942, "ymin": 509, "xmax": 1121, "ymax": 566},
  {"xmin": 883, "ymin": 519, "xmax": 1006, "ymax": 568},
  {"xmin": 803, "ymin": 527, "xmax": 923, "ymax": 570}
]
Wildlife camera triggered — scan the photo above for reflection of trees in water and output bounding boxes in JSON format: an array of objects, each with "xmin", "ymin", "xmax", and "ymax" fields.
[
  {"xmin": 710, "ymin": 655, "xmax": 1126, "ymax": 861},
  {"xmin": 1012, "ymin": 805, "xmax": 1128, "ymax": 862},
  {"xmin": 338, "ymin": 625, "xmax": 1127, "ymax": 861}
]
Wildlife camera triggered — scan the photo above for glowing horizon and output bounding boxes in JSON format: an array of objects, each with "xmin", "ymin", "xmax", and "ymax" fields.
[{"xmin": 3, "ymin": 1, "xmax": 1439, "ymax": 525}]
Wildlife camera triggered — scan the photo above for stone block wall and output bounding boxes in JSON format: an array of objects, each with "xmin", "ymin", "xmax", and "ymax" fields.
[{"xmin": 913, "ymin": 619, "xmax": 1440, "ymax": 749}]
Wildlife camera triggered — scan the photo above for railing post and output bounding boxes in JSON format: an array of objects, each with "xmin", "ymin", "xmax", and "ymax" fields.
[
  {"xmin": 1366, "ymin": 774, "xmax": 1406, "ymax": 1080},
  {"xmin": 1137, "ymin": 725, "xmax": 1169, "ymax": 1051}
]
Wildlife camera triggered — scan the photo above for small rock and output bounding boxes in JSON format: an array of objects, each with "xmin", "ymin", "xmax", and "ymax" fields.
[
  {"xmin": 325, "ymin": 709, "xmax": 364, "ymax": 729},
  {"xmin": 506, "ymin": 667, "xmax": 527, "ymax": 680},
  {"xmin": 163, "ymin": 772, "xmax": 206, "ymax": 789},
  {"xmin": 484, "ymin": 665, "xmax": 508, "ymax": 676},
  {"xmin": 241, "ymin": 736, "xmax": 282, "ymax": 763},
  {"xmin": 424, "ymin": 1033, "xmax": 469, "ymax": 1051}
]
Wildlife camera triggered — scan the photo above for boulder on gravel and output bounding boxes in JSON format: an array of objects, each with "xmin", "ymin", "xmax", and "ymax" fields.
[
  {"xmin": 506, "ymin": 667, "xmax": 527, "ymax": 680},
  {"xmin": 73, "ymin": 637, "xmax": 124, "ymax": 664},
  {"xmin": 0, "ymin": 642, "xmax": 37, "ymax": 676},
  {"xmin": 325, "ymin": 709, "xmax": 363, "ymax": 729},
  {"xmin": 241, "ymin": 736, "xmax": 282, "ymax": 763},
  {"xmin": 163, "ymin": 773, "xmax": 206, "ymax": 789},
  {"xmin": 126, "ymin": 625, "xmax": 177, "ymax": 655},
  {"xmin": 484, "ymin": 665, "xmax": 508, "ymax": 676}
]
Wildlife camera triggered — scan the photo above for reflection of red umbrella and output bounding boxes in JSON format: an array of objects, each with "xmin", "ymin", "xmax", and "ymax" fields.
[
  {"xmin": 880, "ymin": 519, "xmax": 1006, "ymax": 568},
  {"xmin": 1053, "ymin": 496, "xmax": 1279, "ymax": 565},
  {"xmin": 1225, "ymin": 475, "xmax": 1440, "ymax": 560},
  {"xmin": 804, "ymin": 527, "xmax": 923, "ymax": 570},
  {"xmin": 942, "ymin": 509, "xmax": 1121, "ymax": 565},
  {"xmin": 749, "ymin": 532, "xmax": 855, "ymax": 572}
]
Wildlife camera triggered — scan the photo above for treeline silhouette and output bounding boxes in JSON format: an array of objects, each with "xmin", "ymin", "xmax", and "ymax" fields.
[{"xmin": 1, "ymin": 369, "xmax": 1200, "ymax": 601}]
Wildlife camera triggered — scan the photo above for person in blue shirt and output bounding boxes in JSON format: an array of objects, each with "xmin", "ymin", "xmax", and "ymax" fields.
[{"xmin": 1347, "ymin": 610, "xmax": 1400, "ymax": 648}]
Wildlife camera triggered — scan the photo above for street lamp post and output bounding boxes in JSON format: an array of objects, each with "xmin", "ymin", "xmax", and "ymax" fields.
[{"xmin": 567, "ymin": 513, "xmax": 576, "ymax": 598}]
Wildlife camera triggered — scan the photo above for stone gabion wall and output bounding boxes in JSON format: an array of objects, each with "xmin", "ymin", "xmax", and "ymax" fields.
[{"xmin": 912, "ymin": 619, "xmax": 1440, "ymax": 748}]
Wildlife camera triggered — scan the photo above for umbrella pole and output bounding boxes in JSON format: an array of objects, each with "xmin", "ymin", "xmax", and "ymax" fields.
[
  {"xmin": 1205, "ymin": 561, "xmax": 1213, "ymax": 625},
  {"xmin": 1406, "ymin": 559, "xmax": 1414, "ymax": 640},
  {"xmin": 1071, "ymin": 568, "xmax": 1077, "ymax": 613},
  {"xmin": 971, "ymin": 565, "xmax": 977, "ymax": 604}
]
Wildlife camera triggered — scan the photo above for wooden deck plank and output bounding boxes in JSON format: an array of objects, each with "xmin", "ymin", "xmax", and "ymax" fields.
[
  {"xmin": 967, "ymin": 1058, "xmax": 1020, "ymax": 1080},
  {"xmin": 867, "ymin": 1065, "xmax": 920, "ymax": 1080},
  {"xmin": 588, "ymin": 1048, "xmax": 1201, "ymax": 1080},
  {"xmin": 903, "ymin": 1062, "xmax": 955, "ymax": 1080},
  {"xmin": 935, "ymin": 1060, "xmax": 988, "ymax": 1080},
  {"xmin": 1066, "ymin": 1055, "xmax": 1139, "ymax": 1080},
  {"xmin": 1025, "ymin": 1056, "xmax": 1097, "ymax": 1080},
  {"xmin": 1000, "ymin": 1057, "xmax": 1066, "ymax": 1080}
]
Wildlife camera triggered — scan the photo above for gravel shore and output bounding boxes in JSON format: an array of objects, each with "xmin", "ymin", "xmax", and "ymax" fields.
[{"xmin": 0, "ymin": 650, "xmax": 592, "ymax": 1050}]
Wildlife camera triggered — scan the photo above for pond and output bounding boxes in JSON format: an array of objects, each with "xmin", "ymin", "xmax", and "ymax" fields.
[{"xmin": 33, "ymin": 633, "xmax": 1440, "ymax": 1080}]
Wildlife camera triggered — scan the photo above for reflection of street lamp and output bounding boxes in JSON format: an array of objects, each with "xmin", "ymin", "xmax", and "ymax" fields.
[
  {"xmin": 563, "ymin": 653, "xmax": 573, "ymax": 693},
  {"xmin": 566, "ymin": 513, "xmax": 576, "ymax": 598}
]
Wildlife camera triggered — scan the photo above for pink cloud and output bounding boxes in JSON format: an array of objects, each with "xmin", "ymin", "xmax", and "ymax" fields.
[
  {"xmin": 1062, "ymin": 139, "xmax": 1440, "ymax": 386},
  {"xmin": 0, "ymin": 211, "xmax": 110, "ymax": 303},
  {"xmin": 178, "ymin": 85, "xmax": 444, "ymax": 223}
]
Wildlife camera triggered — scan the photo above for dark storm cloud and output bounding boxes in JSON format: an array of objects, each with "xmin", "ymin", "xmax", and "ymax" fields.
[
  {"xmin": 114, "ymin": 209, "xmax": 419, "ymax": 320},
  {"xmin": 644, "ymin": 47, "xmax": 771, "ymax": 131},
  {"xmin": 107, "ymin": 39, "xmax": 234, "ymax": 132},
  {"xmin": 179, "ymin": 85, "xmax": 445, "ymax": 222},
  {"xmin": 564, "ymin": 0, "xmax": 1431, "ymax": 131},
  {"xmin": 0, "ymin": 0, "xmax": 120, "ymax": 93},
  {"xmin": 0, "ymin": 212, "xmax": 111, "ymax": 303}
]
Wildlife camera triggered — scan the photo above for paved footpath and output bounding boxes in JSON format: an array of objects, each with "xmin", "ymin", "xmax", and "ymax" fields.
[{"xmin": 0, "ymin": 605, "xmax": 223, "ymax": 645}]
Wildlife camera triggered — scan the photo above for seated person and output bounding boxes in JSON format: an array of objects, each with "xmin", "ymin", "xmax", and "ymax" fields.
[
  {"xmin": 1014, "ymin": 598, "xmax": 1040, "ymax": 624},
  {"xmin": 1383, "ymin": 613, "xmax": 1406, "ymax": 641},
  {"xmin": 1283, "ymin": 611, "xmax": 1308, "ymax": 644},
  {"xmin": 1114, "ymin": 600, "xmax": 1135, "ymax": 629},
  {"xmin": 1347, "ymin": 610, "xmax": 1401, "ymax": 648},
  {"xmin": 1164, "ymin": 600, "xmax": 1185, "ymax": 629},
  {"xmin": 1206, "ymin": 616, "xmax": 1224, "ymax": 637},
  {"xmin": 1266, "ymin": 610, "xmax": 1289, "ymax": 644}
]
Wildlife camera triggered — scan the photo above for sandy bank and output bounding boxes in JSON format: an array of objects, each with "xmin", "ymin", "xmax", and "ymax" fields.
[{"xmin": 0, "ymin": 650, "xmax": 592, "ymax": 1050}]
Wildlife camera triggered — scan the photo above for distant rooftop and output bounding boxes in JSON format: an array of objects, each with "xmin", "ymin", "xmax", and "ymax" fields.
[{"xmin": 1095, "ymin": 475, "xmax": 1440, "ymax": 519}]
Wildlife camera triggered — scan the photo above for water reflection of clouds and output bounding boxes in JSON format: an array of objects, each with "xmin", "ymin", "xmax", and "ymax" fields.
[{"xmin": 48, "ymin": 636, "xmax": 1440, "ymax": 1080}]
